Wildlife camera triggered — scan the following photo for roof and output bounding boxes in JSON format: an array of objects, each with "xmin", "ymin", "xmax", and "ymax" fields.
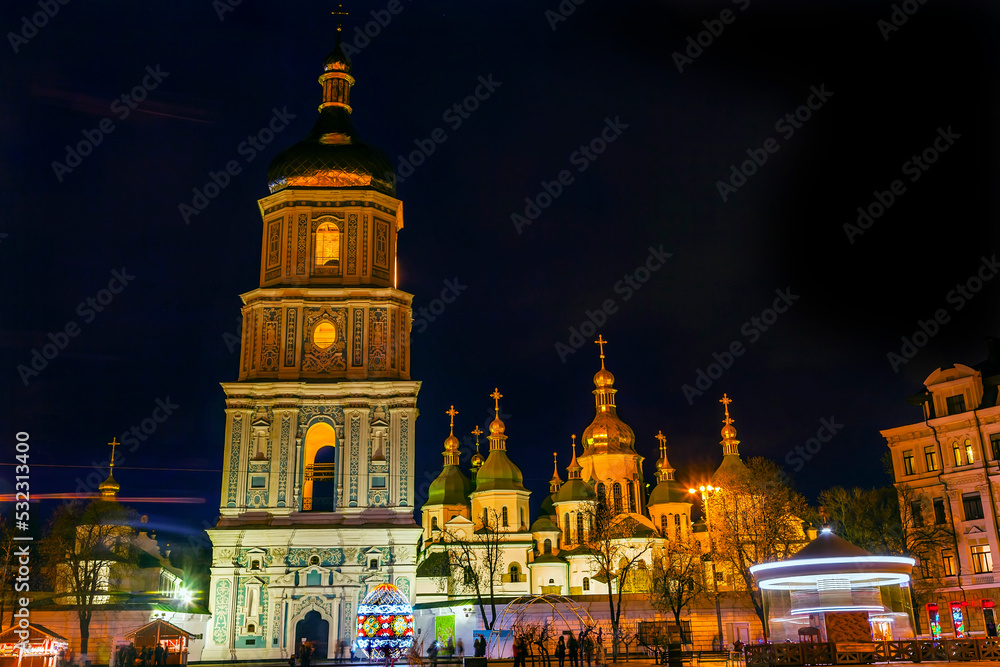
[
  {"xmin": 530, "ymin": 554, "xmax": 568, "ymax": 565},
  {"xmin": 0, "ymin": 624, "xmax": 68, "ymax": 644},
  {"xmin": 711, "ymin": 454, "xmax": 748, "ymax": 482},
  {"xmin": 125, "ymin": 619, "xmax": 194, "ymax": 640},
  {"xmin": 791, "ymin": 530, "xmax": 872, "ymax": 560},
  {"xmin": 530, "ymin": 514, "xmax": 559, "ymax": 533},
  {"xmin": 427, "ymin": 465, "xmax": 472, "ymax": 506},
  {"xmin": 415, "ymin": 551, "xmax": 450, "ymax": 578},
  {"xmin": 555, "ymin": 478, "xmax": 596, "ymax": 503},
  {"xmin": 647, "ymin": 479, "xmax": 691, "ymax": 506},
  {"xmin": 474, "ymin": 449, "xmax": 527, "ymax": 493}
]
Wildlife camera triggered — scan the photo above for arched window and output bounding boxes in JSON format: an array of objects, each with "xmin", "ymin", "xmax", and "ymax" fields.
[
  {"xmin": 661, "ymin": 514, "xmax": 669, "ymax": 538},
  {"xmin": 509, "ymin": 564, "xmax": 520, "ymax": 582},
  {"xmin": 502, "ymin": 506, "xmax": 509, "ymax": 527},
  {"xmin": 247, "ymin": 624, "xmax": 256, "ymax": 634},
  {"xmin": 674, "ymin": 514, "xmax": 681, "ymax": 540},
  {"xmin": 544, "ymin": 539, "xmax": 552, "ymax": 555},
  {"xmin": 613, "ymin": 483, "xmax": 623, "ymax": 514},
  {"xmin": 564, "ymin": 515, "xmax": 571, "ymax": 544},
  {"xmin": 628, "ymin": 483, "xmax": 636, "ymax": 513},
  {"xmin": 965, "ymin": 438, "xmax": 975, "ymax": 464},
  {"xmin": 953, "ymin": 441, "xmax": 963, "ymax": 466},
  {"xmin": 315, "ymin": 221, "xmax": 340, "ymax": 267},
  {"xmin": 303, "ymin": 422, "xmax": 337, "ymax": 512},
  {"xmin": 597, "ymin": 483, "xmax": 606, "ymax": 505},
  {"xmin": 431, "ymin": 516, "xmax": 439, "ymax": 531},
  {"xmin": 577, "ymin": 514, "xmax": 585, "ymax": 543},
  {"xmin": 583, "ymin": 577, "xmax": 590, "ymax": 591},
  {"xmin": 520, "ymin": 507, "xmax": 525, "ymax": 528}
]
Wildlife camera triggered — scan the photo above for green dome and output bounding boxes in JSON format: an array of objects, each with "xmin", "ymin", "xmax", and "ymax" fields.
[
  {"xmin": 647, "ymin": 479, "xmax": 691, "ymax": 507},
  {"xmin": 554, "ymin": 478, "xmax": 596, "ymax": 503},
  {"xmin": 427, "ymin": 465, "xmax": 472, "ymax": 506},
  {"xmin": 530, "ymin": 513, "xmax": 560, "ymax": 533},
  {"xmin": 474, "ymin": 450, "xmax": 527, "ymax": 493}
]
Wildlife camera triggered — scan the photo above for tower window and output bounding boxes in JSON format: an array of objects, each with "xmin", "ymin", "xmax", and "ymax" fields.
[
  {"xmin": 946, "ymin": 395, "xmax": 966, "ymax": 415},
  {"xmin": 371, "ymin": 476, "xmax": 386, "ymax": 488},
  {"xmin": 250, "ymin": 559, "xmax": 261, "ymax": 570},
  {"xmin": 315, "ymin": 222, "xmax": 340, "ymax": 267},
  {"xmin": 543, "ymin": 539, "xmax": 552, "ymax": 555},
  {"xmin": 431, "ymin": 516, "xmax": 439, "ymax": 531},
  {"xmin": 582, "ymin": 577, "xmax": 590, "ymax": 591},
  {"xmin": 660, "ymin": 515, "xmax": 669, "ymax": 538},
  {"xmin": 613, "ymin": 483, "xmax": 623, "ymax": 514},
  {"xmin": 369, "ymin": 558, "xmax": 379, "ymax": 571},
  {"xmin": 577, "ymin": 514, "xmax": 584, "ymax": 543},
  {"xmin": 309, "ymin": 556, "xmax": 320, "ymax": 565},
  {"xmin": 564, "ymin": 515, "xmax": 570, "ymax": 544},
  {"xmin": 627, "ymin": 483, "xmax": 636, "ymax": 513},
  {"xmin": 674, "ymin": 513, "xmax": 681, "ymax": 540},
  {"xmin": 313, "ymin": 321, "xmax": 337, "ymax": 349},
  {"xmin": 597, "ymin": 483, "xmax": 606, "ymax": 505},
  {"xmin": 250, "ymin": 476, "xmax": 266, "ymax": 489},
  {"xmin": 502, "ymin": 506, "xmax": 509, "ymax": 527}
]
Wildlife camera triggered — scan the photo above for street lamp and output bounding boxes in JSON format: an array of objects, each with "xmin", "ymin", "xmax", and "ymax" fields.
[{"xmin": 689, "ymin": 485, "xmax": 724, "ymax": 650}]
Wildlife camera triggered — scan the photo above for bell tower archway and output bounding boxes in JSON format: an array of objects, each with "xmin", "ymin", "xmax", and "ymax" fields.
[{"xmin": 303, "ymin": 422, "xmax": 337, "ymax": 511}]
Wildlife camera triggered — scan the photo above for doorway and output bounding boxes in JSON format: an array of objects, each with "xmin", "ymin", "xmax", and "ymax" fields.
[{"xmin": 295, "ymin": 610, "xmax": 330, "ymax": 659}]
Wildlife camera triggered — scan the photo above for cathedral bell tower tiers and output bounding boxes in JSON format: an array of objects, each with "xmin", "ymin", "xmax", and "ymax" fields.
[{"xmin": 206, "ymin": 21, "xmax": 421, "ymax": 662}]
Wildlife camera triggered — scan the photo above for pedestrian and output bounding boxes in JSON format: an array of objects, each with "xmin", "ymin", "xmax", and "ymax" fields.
[
  {"xmin": 127, "ymin": 643, "xmax": 137, "ymax": 667},
  {"xmin": 446, "ymin": 637, "xmax": 454, "ymax": 657},
  {"xmin": 512, "ymin": 636, "xmax": 523, "ymax": 667},
  {"xmin": 428, "ymin": 639, "xmax": 439, "ymax": 667},
  {"xmin": 288, "ymin": 649, "xmax": 296, "ymax": 667},
  {"xmin": 300, "ymin": 640, "xmax": 312, "ymax": 667},
  {"xmin": 568, "ymin": 632, "xmax": 579, "ymax": 667},
  {"xmin": 583, "ymin": 635, "xmax": 593, "ymax": 667},
  {"xmin": 457, "ymin": 638, "xmax": 465, "ymax": 658},
  {"xmin": 351, "ymin": 640, "xmax": 357, "ymax": 662},
  {"xmin": 155, "ymin": 644, "xmax": 164, "ymax": 666},
  {"xmin": 556, "ymin": 636, "xmax": 565, "ymax": 667},
  {"xmin": 338, "ymin": 639, "xmax": 347, "ymax": 661}
]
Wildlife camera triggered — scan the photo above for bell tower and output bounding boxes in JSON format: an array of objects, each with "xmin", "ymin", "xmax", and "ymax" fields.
[{"xmin": 205, "ymin": 22, "xmax": 421, "ymax": 661}]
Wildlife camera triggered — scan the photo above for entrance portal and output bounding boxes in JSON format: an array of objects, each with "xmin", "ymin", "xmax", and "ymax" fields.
[{"xmin": 295, "ymin": 611, "xmax": 330, "ymax": 659}]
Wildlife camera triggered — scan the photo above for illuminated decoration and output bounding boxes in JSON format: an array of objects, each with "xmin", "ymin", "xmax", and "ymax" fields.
[
  {"xmin": 0, "ymin": 624, "xmax": 69, "ymax": 667},
  {"xmin": 355, "ymin": 583, "xmax": 414, "ymax": 660},
  {"xmin": 951, "ymin": 601, "xmax": 967, "ymax": 638},
  {"xmin": 927, "ymin": 603, "xmax": 942, "ymax": 639},
  {"xmin": 751, "ymin": 530, "xmax": 918, "ymax": 643},
  {"xmin": 313, "ymin": 321, "xmax": 338, "ymax": 349}
]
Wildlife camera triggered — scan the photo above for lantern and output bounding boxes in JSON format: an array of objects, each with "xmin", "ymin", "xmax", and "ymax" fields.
[{"xmin": 356, "ymin": 583, "xmax": 414, "ymax": 660}]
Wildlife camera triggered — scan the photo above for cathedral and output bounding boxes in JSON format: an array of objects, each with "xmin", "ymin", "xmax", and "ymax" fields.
[{"xmin": 203, "ymin": 28, "xmax": 421, "ymax": 661}]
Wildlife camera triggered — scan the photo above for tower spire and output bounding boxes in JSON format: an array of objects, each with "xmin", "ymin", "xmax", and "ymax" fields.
[
  {"xmin": 567, "ymin": 434, "xmax": 583, "ymax": 480},
  {"xmin": 487, "ymin": 388, "xmax": 507, "ymax": 451},
  {"xmin": 549, "ymin": 452, "xmax": 562, "ymax": 492},
  {"xmin": 98, "ymin": 437, "xmax": 121, "ymax": 500},
  {"xmin": 720, "ymin": 393, "xmax": 741, "ymax": 457},
  {"xmin": 654, "ymin": 430, "xmax": 675, "ymax": 482}
]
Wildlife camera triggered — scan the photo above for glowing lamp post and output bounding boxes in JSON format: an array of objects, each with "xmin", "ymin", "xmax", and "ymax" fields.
[
  {"xmin": 689, "ymin": 484, "xmax": 725, "ymax": 649},
  {"xmin": 355, "ymin": 583, "xmax": 414, "ymax": 661}
]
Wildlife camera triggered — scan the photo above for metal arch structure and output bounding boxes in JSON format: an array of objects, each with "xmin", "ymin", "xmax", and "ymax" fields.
[{"xmin": 489, "ymin": 594, "xmax": 595, "ymax": 658}]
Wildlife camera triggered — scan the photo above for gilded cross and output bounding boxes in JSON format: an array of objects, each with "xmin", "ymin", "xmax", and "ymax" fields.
[
  {"xmin": 471, "ymin": 425, "xmax": 483, "ymax": 446},
  {"xmin": 720, "ymin": 393, "xmax": 733, "ymax": 421},
  {"xmin": 594, "ymin": 335, "xmax": 608, "ymax": 359},
  {"xmin": 108, "ymin": 437, "xmax": 120, "ymax": 470},
  {"xmin": 570, "ymin": 434, "xmax": 576, "ymax": 454},
  {"xmin": 655, "ymin": 430, "xmax": 666, "ymax": 447},
  {"xmin": 331, "ymin": 4, "xmax": 349, "ymax": 32},
  {"xmin": 446, "ymin": 405, "xmax": 458, "ymax": 426},
  {"xmin": 490, "ymin": 388, "xmax": 503, "ymax": 413}
]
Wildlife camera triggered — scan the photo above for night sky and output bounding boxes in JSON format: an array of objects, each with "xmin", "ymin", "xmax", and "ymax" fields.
[{"xmin": 3, "ymin": 1, "xmax": 1000, "ymax": 545}]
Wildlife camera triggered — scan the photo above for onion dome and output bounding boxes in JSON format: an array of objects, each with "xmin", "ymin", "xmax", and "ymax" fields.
[
  {"xmin": 427, "ymin": 406, "xmax": 472, "ymax": 506},
  {"xmin": 712, "ymin": 393, "xmax": 748, "ymax": 482},
  {"xmin": 266, "ymin": 28, "xmax": 395, "ymax": 195},
  {"xmin": 581, "ymin": 336, "xmax": 636, "ymax": 455},
  {"xmin": 530, "ymin": 512, "xmax": 560, "ymax": 533},
  {"xmin": 555, "ymin": 435, "xmax": 596, "ymax": 503},
  {"xmin": 647, "ymin": 431, "xmax": 690, "ymax": 506},
  {"xmin": 99, "ymin": 436, "xmax": 121, "ymax": 500},
  {"xmin": 474, "ymin": 388, "xmax": 527, "ymax": 493},
  {"xmin": 470, "ymin": 426, "xmax": 485, "ymax": 473}
]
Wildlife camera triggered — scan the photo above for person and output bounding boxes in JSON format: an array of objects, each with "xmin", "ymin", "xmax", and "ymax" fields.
[
  {"xmin": 456, "ymin": 638, "xmax": 465, "ymax": 658},
  {"xmin": 351, "ymin": 640, "xmax": 357, "ymax": 662},
  {"xmin": 338, "ymin": 639, "xmax": 347, "ymax": 661},
  {"xmin": 512, "ymin": 636, "xmax": 523, "ymax": 667},
  {"xmin": 288, "ymin": 649, "xmax": 297, "ymax": 667},
  {"xmin": 428, "ymin": 640, "xmax": 439, "ymax": 667},
  {"xmin": 446, "ymin": 637, "xmax": 454, "ymax": 658},
  {"xmin": 584, "ymin": 635, "xmax": 595, "ymax": 667},
  {"xmin": 154, "ymin": 644, "xmax": 164, "ymax": 666},
  {"xmin": 567, "ymin": 632, "xmax": 579, "ymax": 667},
  {"xmin": 127, "ymin": 643, "xmax": 137, "ymax": 667},
  {"xmin": 300, "ymin": 640, "xmax": 312, "ymax": 667},
  {"xmin": 988, "ymin": 621, "xmax": 998, "ymax": 638},
  {"xmin": 555, "ymin": 636, "xmax": 566, "ymax": 667}
]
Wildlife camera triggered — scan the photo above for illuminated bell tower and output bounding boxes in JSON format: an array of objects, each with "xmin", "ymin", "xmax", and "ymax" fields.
[{"xmin": 205, "ymin": 24, "xmax": 421, "ymax": 662}]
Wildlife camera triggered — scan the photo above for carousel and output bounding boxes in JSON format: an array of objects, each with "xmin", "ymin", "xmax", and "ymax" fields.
[{"xmin": 750, "ymin": 529, "xmax": 917, "ymax": 643}]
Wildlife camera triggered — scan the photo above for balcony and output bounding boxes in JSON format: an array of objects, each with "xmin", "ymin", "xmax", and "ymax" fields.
[{"xmin": 500, "ymin": 574, "xmax": 526, "ymax": 583}]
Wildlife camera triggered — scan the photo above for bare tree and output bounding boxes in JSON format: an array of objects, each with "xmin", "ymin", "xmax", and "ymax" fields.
[
  {"xmin": 0, "ymin": 519, "xmax": 15, "ymax": 630},
  {"xmin": 580, "ymin": 500, "xmax": 652, "ymax": 662},
  {"xmin": 709, "ymin": 457, "xmax": 812, "ymax": 639},
  {"xmin": 39, "ymin": 500, "xmax": 141, "ymax": 657},
  {"xmin": 442, "ymin": 508, "xmax": 506, "ymax": 633},
  {"xmin": 649, "ymin": 535, "xmax": 704, "ymax": 645}
]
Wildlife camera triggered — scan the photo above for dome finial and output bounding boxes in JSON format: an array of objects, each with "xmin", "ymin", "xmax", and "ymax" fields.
[
  {"xmin": 567, "ymin": 435, "xmax": 583, "ymax": 480},
  {"xmin": 549, "ymin": 452, "xmax": 562, "ymax": 492},
  {"xmin": 487, "ymin": 388, "xmax": 507, "ymax": 446},
  {"xmin": 470, "ymin": 425, "xmax": 484, "ymax": 471},
  {"xmin": 98, "ymin": 436, "xmax": 121, "ymax": 500},
  {"xmin": 654, "ymin": 430, "xmax": 675, "ymax": 482},
  {"xmin": 595, "ymin": 334, "xmax": 608, "ymax": 370},
  {"xmin": 442, "ymin": 405, "xmax": 460, "ymax": 465},
  {"xmin": 332, "ymin": 4, "xmax": 349, "ymax": 33},
  {"xmin": 719, "ymin": 393, "xmax": 740, "ymax": 456}
]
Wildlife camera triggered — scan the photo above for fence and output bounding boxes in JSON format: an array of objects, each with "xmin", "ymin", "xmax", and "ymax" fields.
[{"xmin": 743, "ymin": 638, "xmax": 1000, "ymax": 665}]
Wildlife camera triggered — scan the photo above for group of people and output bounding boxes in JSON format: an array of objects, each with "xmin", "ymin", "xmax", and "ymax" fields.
[
  {"xmin": 515, "ymin": 630, "xmax": 596, "ymax": 667},
  {"xmin": 114, "ymin": 642, "xmax": 168, "ymax": 666}
]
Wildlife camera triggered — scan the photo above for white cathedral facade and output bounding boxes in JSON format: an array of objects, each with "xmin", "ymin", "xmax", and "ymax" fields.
[{"xmin": 203, "ymin": 31, "xmax": 422, "ymax": 661}]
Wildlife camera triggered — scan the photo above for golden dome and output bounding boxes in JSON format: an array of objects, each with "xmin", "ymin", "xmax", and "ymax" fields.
[
  {"xmin": 98, "ymin": 473, "xmax": 120, "ymax": 499},
  {"xmin": 489, "ymin": 415, "xmax": 505, "ymax": 435},
  {"xmin": 581, "ymin": 408, "xmax": 636, "ymax": 454},
  {"xmin": 444, "ymin": 434, "xmax": 460, "ymax": 452},
  {"xmin": 593, "ymin": 367, "xmax": 615, "ymax": 388}
]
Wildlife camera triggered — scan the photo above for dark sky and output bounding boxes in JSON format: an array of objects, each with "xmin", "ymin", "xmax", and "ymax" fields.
[{"xmin": 3, "ymin": 0, "xmax": 999, "ymax": 544}]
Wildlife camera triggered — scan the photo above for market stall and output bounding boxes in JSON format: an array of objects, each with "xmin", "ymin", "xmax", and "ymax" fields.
[
  {"xmin": 122, "ymin": 620, "xmax": 192, "ymax": 665},
  {"xmin": 0, "ymin": 624, "xmax": 69, "ymax": 667}
]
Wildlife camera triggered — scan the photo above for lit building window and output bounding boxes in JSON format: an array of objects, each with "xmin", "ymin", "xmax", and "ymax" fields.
[
  {"xmin": 946, "ymin": 394, "xmax": 966, "ymax": 415},
  {"xmin": 924, "ymin": 448, "xmax": 938, "ymax": 472},
  {"xmin": 943, "ymin": 552, "xmax": 956, "ymax": 577},
  {"xmin": 972, "ymin": 545, "xmax": 993, "ymax": 574},
  {"xmin": 564, "ymin": 515, "xmax": 570, "ymax": 544},
  {"xmin": 953, "ymin": 442, "xmax": 964, "ymax": 467},
  {"xmin": 991, "ymin": 434, "xmax": 1000, "ymax": 461},
  {"xmin": 963, "ymin": 493, "xmax": 985, "ymax": 521},
  {"xmin": 313, "ymin": 321, "xmax": 337, "ymax": 349},
  {"xmin": 628, "ymin": 483, "xmax": 636, "ymax": 513},
  {"xmin": 502, "ymin": 506, "xmax": 509, "ymax": 527},
  {"xmin": 661, "ymin": 515, "xmax": 669, "ymax": 538},
  {"xmin": 315, "ymin": 222, "xmax": 340, "ymax": 267},
  {"xmin": 965, "ymin": 439, "xmax": 975, "ymax": 464},
  {"xmin": 613, "ymin": 483, "xmax": 623, "ymax": 514},
  {"xmin": 577, "ymin": 514, "xmax": 584, "ymax": 543},
  {"xmin": 903, "ymin": 451, "xmax": 915, "ymax": 475}
]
